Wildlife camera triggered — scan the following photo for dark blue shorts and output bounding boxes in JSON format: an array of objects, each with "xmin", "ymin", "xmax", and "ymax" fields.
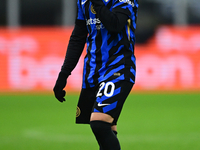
[{"xmin": 76, "ymin": 79, "xmax": 133, "ymax": 125}]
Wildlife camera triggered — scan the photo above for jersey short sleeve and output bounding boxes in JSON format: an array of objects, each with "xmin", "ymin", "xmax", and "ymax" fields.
[{"xmin": 77, "ymin": 0, "xmax": 85, "ymax": 20}]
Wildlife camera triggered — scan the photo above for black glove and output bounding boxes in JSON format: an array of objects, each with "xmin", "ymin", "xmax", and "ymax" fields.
[
  {"xmin": 90, "ymin": 0, "xmax": 104, "ymax": 5},
  {"xmin": 89, "ymin": 0, "xmax": 104, "ymax": 12},
  {"xmin": 53, "ymin": 72, "xmax": 68, "ymax": 102}
]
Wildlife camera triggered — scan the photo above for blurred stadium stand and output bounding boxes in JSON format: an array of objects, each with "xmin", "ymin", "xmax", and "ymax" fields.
[{"xmin": 0, "ymin": 0, "xmax": 200, "ymax": 43}]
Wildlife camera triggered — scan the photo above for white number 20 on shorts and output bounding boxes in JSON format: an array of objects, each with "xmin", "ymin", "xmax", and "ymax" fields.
[{"xmin": 96, "ymin": 82, "xmax": 115, "ymax": 97}]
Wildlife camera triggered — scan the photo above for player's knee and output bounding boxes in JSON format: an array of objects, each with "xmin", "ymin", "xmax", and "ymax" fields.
[{"xmin": 90, "ymin": 121, "xmax": 111, "ymax": 135}]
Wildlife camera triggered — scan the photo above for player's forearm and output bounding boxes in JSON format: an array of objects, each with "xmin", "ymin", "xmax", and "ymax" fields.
[
  {"xmin": 61, "ymin": 19, "xmax": 88, "ymax": 76},
  {"xmin": 90, "ymin": 0, "xmax": 129, "ymax": 33}
]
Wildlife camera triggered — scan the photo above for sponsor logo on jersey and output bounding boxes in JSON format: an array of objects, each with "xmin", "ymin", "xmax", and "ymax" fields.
[
  {"xmin": 86, "ymin": 18, "xmax": 105, "ymax": 30},
  {"xmin": 86, "ymin": 18, "xmax": 101, "ymax": 25},
  {"xmin": 119, "ymin": 0, "xmax": 134, "ymax": 7}
]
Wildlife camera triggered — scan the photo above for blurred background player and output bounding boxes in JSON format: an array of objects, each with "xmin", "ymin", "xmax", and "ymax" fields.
[{"xmin": 53, "ymin": 0, "xmax": 139, "ymax": 149}]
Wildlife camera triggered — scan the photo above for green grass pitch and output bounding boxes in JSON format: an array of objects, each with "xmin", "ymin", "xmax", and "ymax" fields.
[{"xmin": 0, "ymin": 92, "xmax": 200, "ymax": 150}]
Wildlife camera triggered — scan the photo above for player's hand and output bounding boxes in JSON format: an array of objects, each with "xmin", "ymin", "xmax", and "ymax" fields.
[
  {"xmin": 89, "ymin": 0, "xmax": 104, "ymax": 6},
  {"xmin": 53, "ymin": 72, "xmax": 68, "ymax": 102}
]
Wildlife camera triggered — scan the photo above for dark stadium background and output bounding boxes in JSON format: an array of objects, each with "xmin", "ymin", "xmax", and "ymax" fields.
[{"xmin": 1, "ymin": 0, "xmax": 200, "ymax": 42}]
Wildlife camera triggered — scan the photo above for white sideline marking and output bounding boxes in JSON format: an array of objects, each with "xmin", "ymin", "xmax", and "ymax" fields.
[
  {"xmin": 23, "ymin": 129, "xmax": 200, "ymax": 143},
  {"xmin": 23, "ymin": 129, "xmax": 94, "ymax": 143}
]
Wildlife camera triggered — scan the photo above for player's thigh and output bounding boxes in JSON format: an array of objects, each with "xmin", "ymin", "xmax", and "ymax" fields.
[{"xmin": 90, "ymin": 112, "xmax": 114, "ymax": 123}]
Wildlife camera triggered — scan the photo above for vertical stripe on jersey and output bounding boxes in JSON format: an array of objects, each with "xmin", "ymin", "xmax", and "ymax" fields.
[
  {"xmin": 84, "ymin": 37, "xmax": 92, "ymax": 88},
  {"xmin": 82, "ymin": 57, "xmax": 88, "ymax": 88},
  {"xmin": 83, "ymin": 2, "xmax": 93, "ymax": 88},
  {"xmin": 93, "ymin": 30, "xmax": 103, "ymax": 85}
]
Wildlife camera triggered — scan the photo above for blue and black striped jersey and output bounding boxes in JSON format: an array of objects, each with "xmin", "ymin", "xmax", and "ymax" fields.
[{"xmin": 77, "ymin": 0, "xmax": 139, "ymax": 88}]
